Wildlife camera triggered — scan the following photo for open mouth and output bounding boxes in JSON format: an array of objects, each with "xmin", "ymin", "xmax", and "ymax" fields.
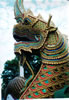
[
  {"xmin": 13, "ymin": 34, "xmax": 35, "ymax": 42},
  {"xmin": 13, "ymin": 25, "xmax": 41, "ymax": 43},
  {"xmin": 13, "ymin": 31, "xmax": 40, "ymax": 43}
]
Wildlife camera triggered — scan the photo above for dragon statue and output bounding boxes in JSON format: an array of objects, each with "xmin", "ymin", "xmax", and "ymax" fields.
[{"xmin": 5, "ymin": 0, "xmax": 69, "ymax": 99}]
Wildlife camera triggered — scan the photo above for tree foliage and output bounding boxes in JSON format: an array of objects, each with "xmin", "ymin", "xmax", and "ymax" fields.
[{"xmin": 1, "ymin": 57, "xmax": 19, "ymax": 98}]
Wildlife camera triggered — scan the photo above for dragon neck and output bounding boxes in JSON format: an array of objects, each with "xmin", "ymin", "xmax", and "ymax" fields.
[{"xmin": 40, "ymin": 32, "xmax": 69, "ymax": 65}]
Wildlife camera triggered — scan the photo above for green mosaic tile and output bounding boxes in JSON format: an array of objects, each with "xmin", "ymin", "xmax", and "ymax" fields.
[
  {"xmin": 35, "ymin": 92, "xmax": 39, "ymax": 95},
  {"xmin": 48, "ymin": 72, "xmax": 52, "ymax": 74},
  {"xmin": 45, "ymin": 80, "xmax": 49, "ymax": 83},
  {"xmin": 32, "ymin": 86, "xmax": 35, "ymax": 89},
  {"xmin": 28, "ymin": 95, "xmax": 32, "ymax": 98},
  {"xmin": 36, "ymin": 78, "xmax": 39, "ymax": 81},
  {"xmin": 37, "ymin": 83, "xmax": 42, "ymax": 86},
  {"xmin": 41, "ymin": 74, "xmax": 45, "ymax": 77},
  {"xmin": 42, "ymin": 89, "xmax": 46, "ymax": 93},
  {"xmin": 44, "ymin": 66, "xmax": 47, "ymax": 70}
]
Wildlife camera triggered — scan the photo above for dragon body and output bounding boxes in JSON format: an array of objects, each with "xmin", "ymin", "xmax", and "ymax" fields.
[{"xmin": 5, "ymin": 0, "xmax": 69, "ymax": 99}]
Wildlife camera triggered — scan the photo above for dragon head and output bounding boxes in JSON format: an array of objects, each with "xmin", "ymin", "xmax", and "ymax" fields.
[{"xmin": 13, "ymin": 0, "xmax": 48, "ymax": 54}]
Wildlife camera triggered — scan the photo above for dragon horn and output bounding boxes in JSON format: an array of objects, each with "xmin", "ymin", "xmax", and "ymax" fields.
[
  {"xmin": 47, "ymin": 15, "xmax": 52, "ymax": 27},
  {"xmin": 14, "ymin": 0, "xmax": 26, "ymax": 18},
  {"xmin": 21, "ymin": 0, "xmax": 26, "ymax": 12}
]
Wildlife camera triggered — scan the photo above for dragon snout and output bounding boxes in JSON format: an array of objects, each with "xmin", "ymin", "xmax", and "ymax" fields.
[{"xmin": 13, "ymin": 24, "xmax": 40, "ymax": 42}]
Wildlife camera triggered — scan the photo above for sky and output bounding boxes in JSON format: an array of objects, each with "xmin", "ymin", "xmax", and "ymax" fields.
[{"xmin": 0, "ymin": 0, "xmax": 69, "ymax": 100}]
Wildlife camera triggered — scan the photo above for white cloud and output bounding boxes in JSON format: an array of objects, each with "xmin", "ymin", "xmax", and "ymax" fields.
[
  {"xmin": 24, "ymin": 0, "xmax": 36, "ymax": 11},
  {"xmin": 31, "ymin": 0, "xmax": 69, "ymax": 10},
  {"xmin": 47, "ymin": 3, "xmax": 69, "ymax": 37},
  {"xmin": 0, "ymin": 2, "xmax": 17, "ymax": 99},
  {"xmin": 0, "ymin": 2, "xmax": 16, "ymax": 75},
  {"xmin": 0, "ymin": 1, "xmax": 7, "ymax": 7}
]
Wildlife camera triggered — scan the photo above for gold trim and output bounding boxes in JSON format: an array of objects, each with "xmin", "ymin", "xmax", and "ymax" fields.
[
  {"xmin": 23, "ymin": 60, "xmax": 34, "ymax": 91},
  {"xmin": 45, "ymin": 33, "xmax": 63, "ymax": 50},
  {"xmin": 43, "ymin": 41, "xmax": 66, "ymax": 55},
  {"xmin": 20, "ymin": 62, "xmax": 69, "ymax": 99},
  {"xmin": 41, "ymin": 49, "xmax": 68, "ymax": 59},
  {"xmin": 20, "ymin": 64, "xmax": 43, "ymax": 99},
  {"xmin": 42, "ymin": 55, "xmax": 69, "ymax": 64},
  {"xmin": 47, "ymin": 15, "xmax": 52, "ymax": 27}
]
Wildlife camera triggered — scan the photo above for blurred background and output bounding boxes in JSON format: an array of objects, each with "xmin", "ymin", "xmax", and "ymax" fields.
[{"xmin": 0, "ymin": 0, "xmax": 69, "ymax": 99}]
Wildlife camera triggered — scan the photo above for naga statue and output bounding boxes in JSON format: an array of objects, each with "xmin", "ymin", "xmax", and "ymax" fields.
[{"xmin": 5, "ymin": 0, "xmax": 69, "ymax": 99}]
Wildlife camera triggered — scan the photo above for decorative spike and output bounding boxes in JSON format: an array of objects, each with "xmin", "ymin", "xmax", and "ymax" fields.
[
  {"xmin": 27, "ymin": 9, "xmax": 34, "ymax": 16},
  {"xmin": 37, "ymin": 14, "xmax": 43, "ymax": 20},
  {"xmin": 49, "ymin": 27, "xmax": 58, "ymax": 32},
  {"xmin": 47, "ymin": 15, "xmax": 52, "ymax": 27}
]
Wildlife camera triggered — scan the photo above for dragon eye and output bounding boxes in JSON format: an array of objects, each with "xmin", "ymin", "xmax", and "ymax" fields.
[{"xmin": 24, "ymin": 18, "xmax": 32, "ymax": 25}]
